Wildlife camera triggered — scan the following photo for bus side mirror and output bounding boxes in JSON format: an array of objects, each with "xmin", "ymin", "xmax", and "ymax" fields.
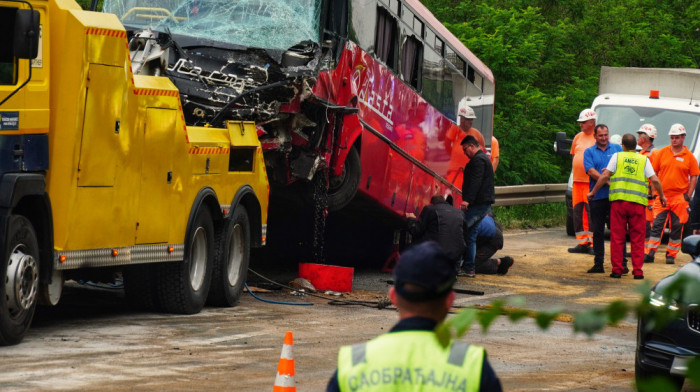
[
  {"xmin": 14, "ymin": 9, "xmax": 40, "ymax": 60},
  {"xmin": 554, "ymin": 131, "xmax": 572, "ymax": 156}
]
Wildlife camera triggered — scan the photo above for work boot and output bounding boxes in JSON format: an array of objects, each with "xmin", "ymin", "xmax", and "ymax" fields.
[
  {"xmin": 622, "ymin": 259, "xmax": 629, "ymax": 274},
  {"xmin": 666, "ymin": 256, "xmax": 675, "ymax": 264},
  {"xmin": 609, "ymin": 272, "xmax": 621, "ymax": 278},
  {"xmin": 568, "ymin": 244, "xmax": 592, "ymax": 254},
  {"xmin": 587, "ymin": 265, "xmax": 605, "ymax": 273},
  {"xmin": 497, "ymin": 256, "xmax": 514, "ymax": 275},
  {"xmin": 644, "ymin": 250, "xmax": 655, "ymax": 263},
  {"xmin": 634, "ymin": 275, "xmax": 644, "ymax": 280}
]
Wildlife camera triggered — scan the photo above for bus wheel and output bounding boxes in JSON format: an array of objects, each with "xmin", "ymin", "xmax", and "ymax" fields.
[
  {"xmin": 157, "ymin": 207, "xmax": 214, "ymax": 314},
  {"xmin": 0, "ymin": 215, "xmax": 39, "ymax": 346},
  {"xmin": 327, "ymin": 145, "xmax": 360, "ymax": 212},
  {"xmin": 208, "ymin": 207, "xmax": 250, "ymax": 307}
]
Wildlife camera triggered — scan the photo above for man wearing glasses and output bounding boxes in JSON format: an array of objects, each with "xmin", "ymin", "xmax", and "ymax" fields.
[{"xmin": 645, "ymin": 124, "xmax": 699, "ymax": 264}]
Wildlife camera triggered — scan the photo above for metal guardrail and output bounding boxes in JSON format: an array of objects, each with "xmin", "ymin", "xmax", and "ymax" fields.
[{"xmin": 494, "ymin": 183, "xmax": 567, "ymax": 207}]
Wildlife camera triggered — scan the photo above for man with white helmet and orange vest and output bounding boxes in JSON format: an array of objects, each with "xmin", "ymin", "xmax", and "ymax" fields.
[
  {"xmin": 645, "ymin": 123, "xmax": 699, "ymax": 264},
  {"xmin": 567, "ymin": 108, "xmax": 597, "ymax": 254},
  {"xmin": 637, "ymin": 124, "xmax": 658, "ymax": 246},
  {"xmin": 444, "ymin": 98, "xmax": 486, "ymax": 190}
]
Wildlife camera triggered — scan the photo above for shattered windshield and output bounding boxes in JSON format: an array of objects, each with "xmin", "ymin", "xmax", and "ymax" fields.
[{"xmin": 103, "ymin": 0, "xmax": 323, "ymax": 50}]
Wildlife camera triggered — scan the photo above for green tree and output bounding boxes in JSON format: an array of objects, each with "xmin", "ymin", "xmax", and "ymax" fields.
[{"xmin": 424, "ymin": 0, "xmax": 700, "ymax": 185}]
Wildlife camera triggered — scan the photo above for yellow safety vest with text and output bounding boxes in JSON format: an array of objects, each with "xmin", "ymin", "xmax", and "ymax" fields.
[
  {"xmin": 609, "ymin": 151, "xmax": 649, "ymax": 205},
  {"xmin": 337, "ymin": 331, "xmax": 484, "ymax": 392}
]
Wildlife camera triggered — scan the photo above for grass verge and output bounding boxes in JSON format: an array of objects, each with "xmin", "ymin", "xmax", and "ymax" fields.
[{"xmin": 492, "ymin": 203, "xmax": 566, "ymax": 230}]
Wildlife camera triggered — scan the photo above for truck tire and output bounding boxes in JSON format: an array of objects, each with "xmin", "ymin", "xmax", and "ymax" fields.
[
  {"xmin": 327, "ymin": 145, "xmax": 360, "ymax": 212},
  {"xmin": 123, "ymin": 264, "xmax": 157, "ymax": 311},
  {"xmin": 0, "ymin": 215, "xmax": 39, "ymax": 346},
  {"xmin": 156, "ymin": 207, "xmax": 214, "ymax": 314},
  {"xmin": 208, "ymin": 207, "xmax": 250, "ymax": 307}
]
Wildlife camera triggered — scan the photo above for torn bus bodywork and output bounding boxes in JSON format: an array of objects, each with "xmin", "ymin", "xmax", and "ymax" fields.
[{"xmin": 107, "ymin": 0, "xmax": 358, "ymax": 211}]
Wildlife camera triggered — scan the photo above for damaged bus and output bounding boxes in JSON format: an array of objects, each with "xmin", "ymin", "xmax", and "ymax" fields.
[{"xmin": 102, "ymin": 0, "xmax": 494, "ymax": 215}]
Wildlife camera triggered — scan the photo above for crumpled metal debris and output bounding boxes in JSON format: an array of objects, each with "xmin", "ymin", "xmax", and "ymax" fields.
[{"xmin": 288, "ymin": 277, "xmax": 316, "ymax": 293}]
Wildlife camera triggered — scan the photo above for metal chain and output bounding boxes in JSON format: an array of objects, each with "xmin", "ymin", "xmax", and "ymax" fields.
[{"xmin": 312, "ymin": 172, "xmax": 328, "ymax": 264}]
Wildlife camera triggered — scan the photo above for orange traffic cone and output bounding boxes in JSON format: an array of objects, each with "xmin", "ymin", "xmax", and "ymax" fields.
[{"xmin": 273, "ymin": 331, "xmax": 296, "ymax": 392}]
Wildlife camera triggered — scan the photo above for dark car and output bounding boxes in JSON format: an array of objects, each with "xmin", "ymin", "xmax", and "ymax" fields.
[{"xmin": 635, "ymin": 235, "xmax": 700, "ymax": 390}]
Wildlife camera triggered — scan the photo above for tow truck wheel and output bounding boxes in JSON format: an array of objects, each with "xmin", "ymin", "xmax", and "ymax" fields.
[
  {"xmin": 208, "ymin": 207, "xmax": 250, "ymax": 307},
  {"xmin": 157, "ymin": 207, "xmax": 214, "ymax": 314},
  {"xmin": 0, "ymin": 215, "xmax": 39, "ymax": 346},
  {"xmin": 327, "ymin": 145, "xmax": 360, "ymax": 212}
]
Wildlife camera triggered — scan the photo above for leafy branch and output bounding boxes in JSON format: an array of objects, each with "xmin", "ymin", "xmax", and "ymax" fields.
[{"xmin": 436, "ymin": 276, "xmax": 700, "ymax": 391}]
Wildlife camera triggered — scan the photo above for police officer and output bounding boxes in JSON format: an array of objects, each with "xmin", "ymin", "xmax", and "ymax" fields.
[{"xmin": 326, "ymin": 242, "xmax": 502, "ymax": 392}]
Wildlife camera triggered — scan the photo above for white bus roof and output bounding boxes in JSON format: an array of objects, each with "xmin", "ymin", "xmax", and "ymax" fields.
[{"xmin": 403, "ymin": 0, "xmax": 494, "ymax": 83}]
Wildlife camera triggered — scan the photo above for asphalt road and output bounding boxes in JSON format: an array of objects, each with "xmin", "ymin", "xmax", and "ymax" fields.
[{"xmin": 0, "ymin": 227, "xmax": 697, "ymax": 391}]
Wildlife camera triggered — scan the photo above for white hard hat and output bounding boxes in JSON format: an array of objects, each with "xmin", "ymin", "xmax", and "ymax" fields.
[
  {"xmin": 577, "ymin": 108, "xmax": 597, "ymax": 122},
  {"xmin": 458, "ymin": 98, "xmax": 476, "ymax": 119},
  {"xmin": 669, "ymin": 123, "xmax": 686, "ymax": 136},
  {"xmin": 637, "ymin": 123, "xmax": 657, "ymax": 139},
  {"xmin": 610, "ymin": 134, "xmax": 622, "ymax": 145}
]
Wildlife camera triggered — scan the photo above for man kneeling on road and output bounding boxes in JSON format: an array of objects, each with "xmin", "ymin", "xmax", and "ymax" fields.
[
  {"xmin": 475, "ymin": 215, "xmax": 514, "ymax": 275},
  {"xmin": 326, "ymin": 242, "xmax": 502, "ymax": 392},
  {"xmin": 587, "ymin": 134, "xmax": 666, "ymax": 280}
]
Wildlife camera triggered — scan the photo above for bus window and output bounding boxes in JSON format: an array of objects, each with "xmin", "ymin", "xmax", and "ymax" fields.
[
  {"xmin": 379, "ymin": 0, "xmax": 399, "ymax": 14},
  {"xmin": 425, "ymin": 28, "xmax": 435, "ymax": 49},
  {"xmin": 0, "ymin": 7, "xmax": 18, "ymax": 85},
  {"xmin": 434, "ymin": 37, "xmax": 444, "ymax": 56},
  {"xmin": 402, "ymin": 35, "xmax": 422, "ymax": 90},
  {"xmin": 401, "ymin": 6, "xmax": 413, "ymax": 27},
  {"xmin": 445, "ymin": 46, "xmax": 465, "ymax": 76},
  {"xmin": 375, "ymin": 7, "xmax": 398, "ymax": 71},
  {"xmin": 413, "ymin": 15, "xmax": 424, "ymax": 37},
  {"xmin": 322, "ymin": 0, "xmax": 348, "ymax": 62},
  {"xmin": 469, "ymin": 66, "xmax": 483, "ymax": 92}
]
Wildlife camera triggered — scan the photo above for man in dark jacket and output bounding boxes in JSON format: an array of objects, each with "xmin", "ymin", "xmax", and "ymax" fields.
[
  {"xmin": 406, "ymin": 195, "xmax": 466, "ymax": 266},
  {"xmin": 460, "ymin": 135, "xmax": 495, "ymax": 277}
]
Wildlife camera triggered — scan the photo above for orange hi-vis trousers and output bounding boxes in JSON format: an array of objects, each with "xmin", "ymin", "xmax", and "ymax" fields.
[
  {"xmin": 646, "ymin": 193, "xmax": 689, "ymax": 259},
  {"xmin": 572, "ymin": 181, "xmax": 592, "ymax": 246}
]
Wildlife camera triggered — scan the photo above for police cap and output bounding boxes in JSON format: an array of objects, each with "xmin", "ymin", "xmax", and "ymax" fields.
[{"xmin": 394, "ymin": 242, "xmax": 456, "ymax": 302}]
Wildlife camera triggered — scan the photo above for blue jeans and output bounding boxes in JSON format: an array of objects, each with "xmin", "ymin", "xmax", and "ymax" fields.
[{"xmin": 462, "ymin": 204, "xmax": 491, "ymax": 272}]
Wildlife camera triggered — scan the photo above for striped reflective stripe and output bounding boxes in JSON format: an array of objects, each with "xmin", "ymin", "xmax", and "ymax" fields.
[
  {"xmin": 667, "ymin": 244, "xmax": 681, "ymax": 251},
  {"xmin": 648, "ymin": 237, "xmax": 661, "ymax": 243},
  {"xmin": 447, "ymin": 342, "xmax": 470, "ymax": 366},
  {"xmin": 610, "ymin": 177, "xmax": 648, "ymax": 187},
  {"xmin": 609, "ymin": 188, "xmax": 648, "ymax": 198},
  {"xmin": 133, "ymin": 89, "xmax": 179, "ymax": 97},
  {"xmin": 273, "ymin": 373, "xmax": 295, "ymax": 388},
  {"xmin": 85, "ymin": 27, "xmax": 127, "ymax": 38},
  {"xmin": 352, "ymin": 343, "xmax": 366, "ymax": 366}
]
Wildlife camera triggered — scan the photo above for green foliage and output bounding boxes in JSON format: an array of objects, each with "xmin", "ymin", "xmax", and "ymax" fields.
[
  {"xmin": 492, "ymin": 203, "xmax": 566, "ymax": 230},
  {"xmin": 425, "ymin": 0, "xmax": 700, "ymax": 185},
  {"xmin": 75, "ymin": 0, "xmax": 103, "ymax": 11},
  {"xmin": 436, "ymin": 272, "xmax": 700, "ymax": 391}
]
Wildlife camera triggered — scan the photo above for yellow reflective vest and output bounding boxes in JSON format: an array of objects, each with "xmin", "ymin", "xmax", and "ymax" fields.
[
  {"xmin": 337, "ymin": 330, "xmax": 484, "ymax": 392},
  {"xmin": 609, "ymin": 151, "xmax": 649, "ymax": 205}
]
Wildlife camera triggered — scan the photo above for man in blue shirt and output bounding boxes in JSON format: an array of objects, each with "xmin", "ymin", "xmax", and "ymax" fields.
[{"xmin": 583, "ymin": 124, "xmax": 622, "ymax": 273}]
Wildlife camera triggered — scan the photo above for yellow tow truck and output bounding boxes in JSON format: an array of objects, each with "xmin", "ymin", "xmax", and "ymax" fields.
[{"xmin": 0, "ymin": 0, "xmax": 269, "ymax": 345}]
